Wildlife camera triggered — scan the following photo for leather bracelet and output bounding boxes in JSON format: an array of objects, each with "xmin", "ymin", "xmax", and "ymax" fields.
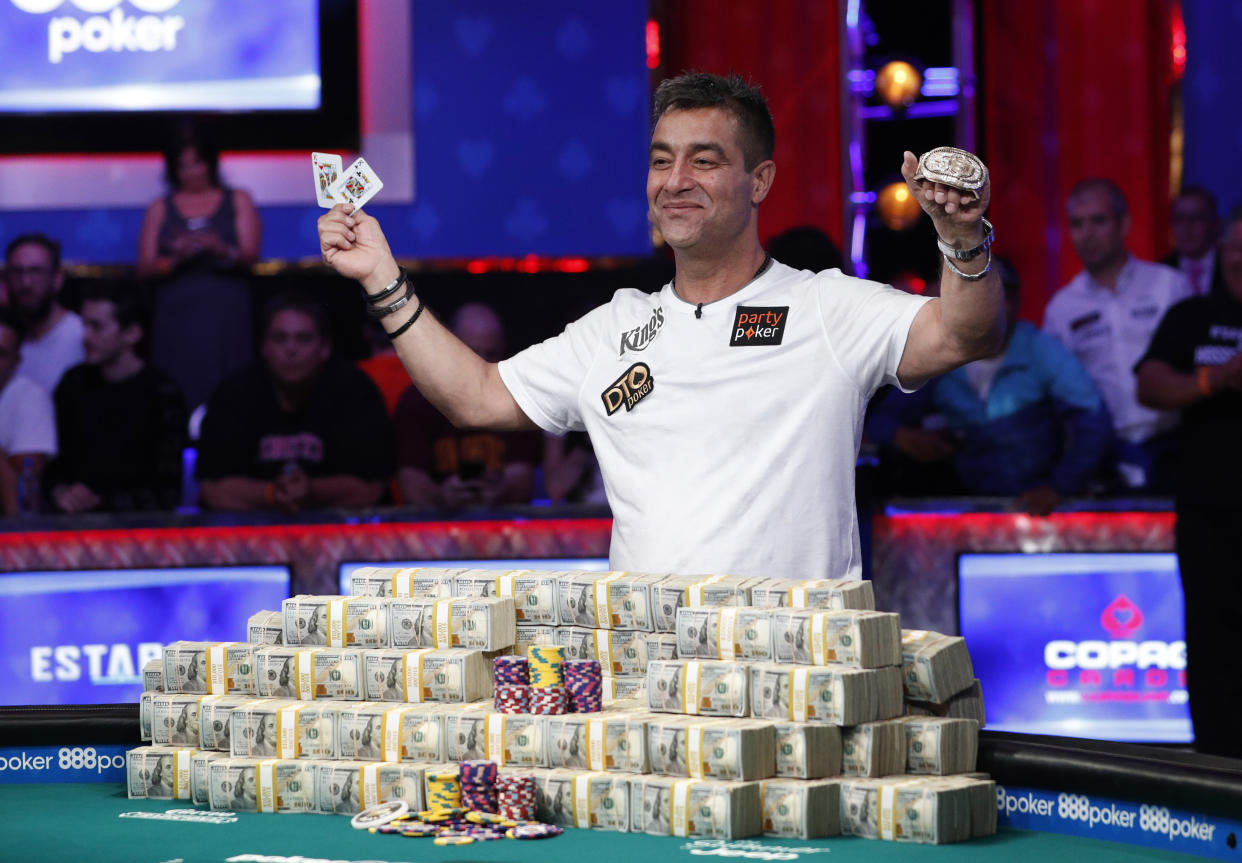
[
  {"xmin": 1198, "ymin": 366, "xmax": 1213, "ymax": 397},
  {"xmin": 364, "ymin": 266, "xmax": 408, "ymax": 305},
  {"xmin": 366, "ymin": 282, "xmax": 416, "ymax": 319},
  {"xmin": 387, "ymin": 296, "xmax": 425, "ymax": 341},
  {"xmin": 937, "ymin": 218, "xmax": 994, "ymax": 262},
  {"xmin": 942, "ymin": 247, "xmax": 993, "ymax": 281}
]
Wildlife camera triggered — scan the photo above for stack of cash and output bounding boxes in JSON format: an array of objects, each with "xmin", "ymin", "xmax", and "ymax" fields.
[
  {"xmin": 454, "ymin": 569, "xmax": 560, "ymax": 625},
  {"xmin": 338, "ymin": 702, "xmax": 447, "ymax": 763},
  {"xmin": 348, "ymin": 566, "xmax": 459, "ymax": 598},
  {"xmin": 150, "ymin": 692, "xmax": 206, "ymax": 746},
  {"xmin": 191, "ymin": 750, "xmax": 229, "ymax": 805},
  {"xmin": 544, "ymin": 710, "xmax": 651, "ymax": 774},
  {"xmin": 207, "ymin": 757, "xmax": 320, "ymax": 813},
  {"xmin": 603, "ymin": 676, "xmax": 648, "ymax": 702},
  {"xmin": 841, "ymin": 719, "xmax": 907, "ymax": 777},
  {"xmin": 516, "ymin": 624, "xmax": 559, "ymax": 653},
  {"xmin": 647, "ymin": 660, "xmax": 750, "ymax": 718},
  {"xmin": 751, "ymin": 579, "xmax": 876, "ymax": 611},
  {"xmin": 771, "ymin": 609, "xmax": 901, "ymax": 668},
  {"xmin": 440, "ymin": 702, "xmax": 492, "ymax": 762},
  {"xmin": 839, "ymin": 775, "xmax": 996, "ymax": 843},
  {"xmin": 247, "ymin": 610, "xmax": 284, "ymax": 644},
  {"xmin": 485, "ymin": 711, "xmax": 549, "ymax": 768},
  {"xmin": 629, "ymin": 775, "xmax": 762, "ymax": 838},
  {"xmin": 126, "ymin": 745, "xmax": 196, "ymax": 799},
  {"xmin": 558, "ymin": 571, "xmax": 663, "ymax": 631},
  {"xmin": 749, "ymin": 664, "xmax": 903, "ymax": 725},
  {"xmin": 198, "ymin": 694, "xmax": 259, "ymax": 752},
  {"xmin": 142, "ymin": 658, "xmax": 164, "ymax": 692},
  {"xmin": 906, "ymin": 679, "xmax": 986, "ymax": 726},
  {"xmin": 675, "ymin": 607, "xmax": 776, "ymax": 662},
  {"xmin": 771, "ymin": 721, "xmax": 842, "ymax": 779},
  {"xmin": 759, "ymin": 778, "xmax": 841, "ymax": 838},
  {"xmin": 252, "ymin": 646, "xmax": 363, "ymax": 701},
  {"xmin": 229, "ymin": 700, "xmax": 339, "ymax": 759},
  {"xmin": 360, "ymin": 648, "xmax": 491, "ymax": 704},
  {"xmin": 556, "ymin": 627, "xmax": 678, "ymax": 676},
  {"xmin": 388, "ymin": 596, "xmax": 516, "ymax": 651},
  {"xmin": 901, "ymin": 630, "xmax": 976, "ymax": 704},
  {"xmin": 517, "ymin": 767, "xmax": 632, "ymax": 831},
  {"xmin": 904, "ymin": 717, "xmax": 979, "ymax": 775},
  {"xmin": 647, "ymin": 717, "xmax": 775, "ymax": 781},
  {"xmin": 282, "ymin": 596, "xmax": 389, "ymax": 648},
  {"xmin": 316, "ymin": 760, "xmax": 430, "ymax": 814},
  {"xmin": 163, "ymin": 641, "xmax": 257, "ymax": 695}
]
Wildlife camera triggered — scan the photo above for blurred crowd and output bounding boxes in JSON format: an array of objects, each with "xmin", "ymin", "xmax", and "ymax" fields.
[{"xmin": 0, "ymin": 131, "xmax": 1239, "ymax": 520}]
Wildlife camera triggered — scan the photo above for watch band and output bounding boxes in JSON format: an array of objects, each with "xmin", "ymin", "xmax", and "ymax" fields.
[{"xmin": 937, "ymin": 218, "xmax": 994, "ymax": 262}]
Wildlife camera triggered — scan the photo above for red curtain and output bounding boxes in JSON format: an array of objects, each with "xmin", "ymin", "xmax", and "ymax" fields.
[
  {"xmin": 660, "ymin": 0, "xmax": 844, "ymax": 249},
  {"xmin": 982, "ymin": 0, "xmax": 1174, "ymax": 323}
]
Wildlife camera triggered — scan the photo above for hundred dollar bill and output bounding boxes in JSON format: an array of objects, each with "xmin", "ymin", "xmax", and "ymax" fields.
[
  {"xmin": 198, "ymin": 695, "xmax": 258, "ymax": 752},
  {"xmin": 750, "ymin": 578, "xmax": 876, "ymax": 611},
  {"xmin": 126, "ymin": 745, "xmax": 195, "ymax": 799},
  {"xmin": 139, "ymin": 690, "xmax": 156, "ymax": 741},
  {"xmin": 676, "ymin": 607, "xmax": 776, "ymax": 662},
  {"xmin": 772, "ymin": 721, "xmax": 842, "ymax": 779},
  {"xmin": 252, "ymin": 646, "xmax": 363, "ymax": 701},
  {"xmin": 515, "ymin": 624, "xmax": 559, "ymax": 653},
  {"xmin": 905, "ymin": 678, "xmax": 985, "ymax": 726},
  {"xmin": 143, "ymin": 658, "xmax": 164, "ymax": 692},
  {"xmin": 545, "ymin": 711, "xmax": 651, "ymax": 773},
  {"xmin": 229, "ymin": 700, "xmax": 338, "ymax": 759},
  {"xmin": 207, "ymin": 757, "xmax": 261, "ymax": 812},
  {"xmin": 247, "ymin": 610, "xmax": 284, "ymax": 644},
  {"xmin": 374, "ymin": 703, "xmax": 446, "ymax": 763},
  {"xmin": 442, "ymin": 702, "xmax": 491, "ymax": 762},
  {"xmin": 151, "ymin": 693, "xmax": 204, "ymax": 746},
  {"xmin": 361, "ymin": 648, "xmax": 491, "ymax": 704},
  {"xmin": 191, "ymin": 750, "xmax": 229, "ymax": 805},
  {"xmin": 648, "ymin": 717, "xmax": 775, "ymax": 781},
  {"xmin": 603, "ymin": 675, "xmax": 648, "ymax": 703},
  {"xmin": 630, "ymin": 776, "xmax": 762, "ymax": 838},
  {"xmin": 163, "ymin": 642, "xmax": 258, "ymax": 695},
  {"xmin": 526, "ymin": 768, "xmax": 631, "ymax": 831},
  {"xmin": 557, "ymin": 627, "xmax": 678, "ymax": 676},
  {"xmin": 923, "ymin": 775, "xmax": 997, "ymax": 838},
  {"xmin": 486, "ymin": 711, "xmax": 549, "ymax": 768},
  {"xmin": 646, "ymin": 660, "xmax": 749, "ymax": 718},
  {"xmin": 315, "ymin": 761, "xmax": 365, "ymax": 814},
  {"xmin": 282, "ymin": 595, "xmax": 389, "ymax": 648},
  {"xmin": 558, "ymin": 571, "xmax": 662, "ymax": 631},
  {"xmin": 760, "ymin": 778, "xmax": 841, "ymax": 838},
  {"xmin": 749, "ymin": 664, "xmax": 897, "ymax": 725},
  {"xmin": 450, "ymin": 569, "xmax": 559, "ymax": 624},
  {"xmin": 771, "ymin": 609, "xmax": 901, "ymax": 667},
  {"xmin": 389, "ymin": 596, "xmax": 515, "ymax": 651},
  {"xmin": 901, "ymin": 630, "xmax": 977, "ymax": 704},
  {"xmin": 903, "ymin": 717, "xmax": 979, "ymax": 775},
  {"xmin": 349, "ymin": 566, "xmax": 461, "ymax": 598},
  {"xmin": 335, "ymin": 701, "xmax": 387, "ymax": 760},
  {"xmin": 840, "ymin": 776, "xmax": 976, "ymax": 844},
  {"xmin": 842, "ymin": 719, "xmax": 906, "ymax": 777}
]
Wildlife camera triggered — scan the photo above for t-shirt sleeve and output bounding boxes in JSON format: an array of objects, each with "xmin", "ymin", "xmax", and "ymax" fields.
[
  {"xmin": 816, "ymin": 272, "xmax": 932, "ymax": 394},
  {"xmin": 1137, "ymin": 298, "xmax": 1198, "ymax": 373},
  {"xmin": 497, "ymin": 303, "xmax": 612, "ymax": 435}
]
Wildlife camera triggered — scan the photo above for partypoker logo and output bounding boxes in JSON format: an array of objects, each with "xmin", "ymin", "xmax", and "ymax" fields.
[
  {"xmin": 1100, "ymin": 595, "xmax": 1144, "ymax": 639},
  {"xmin": 730, "ymin": 305, "xmax": 789, "ymax": 346},
  {"xmin": 602, "ymin": 363, "xmax": 654, "ymax": 415}
]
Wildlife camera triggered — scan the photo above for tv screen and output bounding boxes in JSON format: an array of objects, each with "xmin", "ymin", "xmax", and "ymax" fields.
[
  {"xmin": 958, "ymin": 552, "xmax": 1190, "ymax": 743},
  {"xmin": 0, "ymin": 565, "xmax": 291, "ymax": 706},
  {"xmin": 338, "ymin": 558, "xmax": 611, "ymax": 595}
]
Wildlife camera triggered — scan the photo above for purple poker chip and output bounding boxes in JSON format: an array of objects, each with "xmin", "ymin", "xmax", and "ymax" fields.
[
  {"xmin": 493, "ymin": 656, "xmax": 530, "ymax": 686},
  {"xmin": 506, "ymin": 822, "xmax": 564, "ymax": 840}
]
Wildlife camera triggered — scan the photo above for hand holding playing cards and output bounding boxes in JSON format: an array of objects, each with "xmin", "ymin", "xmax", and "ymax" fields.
[{"xmin": 318, "ymin": 204, "xmax": 398, "ymax": 286}]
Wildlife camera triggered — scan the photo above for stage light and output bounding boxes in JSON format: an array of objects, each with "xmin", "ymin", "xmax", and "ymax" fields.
[
  {"xmin": 875, "ymin": 60, "xmax": 921, "ymax": 108},
  {"xmin": 876, "ymin": 181, "xmax": 923, "ymax": 230}
]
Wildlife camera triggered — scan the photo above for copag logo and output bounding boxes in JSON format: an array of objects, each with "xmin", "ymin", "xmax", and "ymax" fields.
[
  {"xmin": 619, "ymin": 307, "xmax": 665, "ymax": 357},
  {"xmin": 602, "ymin": 362, "xmax": 654, "ymax": 416},
  {"xmin": 10, "ymin": 0, "xmax": 186, "ymax": 64},
  {"xmin": 1100, "ymin": 594, "xmax": 1143, "ymax": 639}
]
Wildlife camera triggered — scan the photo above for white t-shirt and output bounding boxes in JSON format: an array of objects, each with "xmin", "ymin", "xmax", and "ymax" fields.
[
  {"xmin": 1043, "ymin": 256, "xmax": 1191, "ymax": 443},
  {"xmin": 499, "ymin": 261, "xmax": 929, "ymax": 581},
  {"xmin": 17, "ymin": 311, "xmax": 85, "ymax": 395},
  {"xmin": 0, "ymin": 373, "xmax": 57, "ymax": 457}
]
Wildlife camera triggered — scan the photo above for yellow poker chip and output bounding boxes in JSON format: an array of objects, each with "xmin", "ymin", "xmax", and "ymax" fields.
[
  {"xmin": 419, "ymin": 808, "xmax": 466, "ymax": 821},
  {"xmin": 465, "ymin": 811, "xmax": 515, "ymax": 826},
  {"xmin": 434, "ymin": 836, "xmax": 476, "ymax": 846}
]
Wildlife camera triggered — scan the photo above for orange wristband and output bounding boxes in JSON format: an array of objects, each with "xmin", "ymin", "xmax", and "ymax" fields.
[{"xmin": 1198, "ymin": 366, "xmax": 1213, "ymax": 397}]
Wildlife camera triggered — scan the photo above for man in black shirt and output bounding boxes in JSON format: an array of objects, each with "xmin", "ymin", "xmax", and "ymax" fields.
[
  {"xmin": 196, "ymin": 291, "xmax": 394, "ymax": 512},
  {"xmin": 47, "ymin": 281, "xmax": 187, "ymax": 513},
  {"xmin": 1136, "ymin": 209, "xmax": 1242, "ymax": 758}
]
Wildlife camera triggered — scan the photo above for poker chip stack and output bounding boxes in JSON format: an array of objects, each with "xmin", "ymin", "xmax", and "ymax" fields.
[
  {"xmin": 564, "ymin": 659, "xmax": 603, "ymax": 713},
  {"xmin": 425, "ymin": 768, "xmax": 462, "ymax": 812},
  {"xmin": 529, "ymin": 687, "xmax": 569, "ymax": 715},
  {"xmin": 527, "ymin": 645, "xmax": 569, "ymax": 715},
  {"xmin": 494, "ymin": 655, "xmax": 532, "ymax": 713},
  {"xmin": 495, "ymin": 773, "xmax": 538, "ymax": 822},
  {"xmin": 459, "ymin": 759, "xmax": 499, "ymax": 812}
]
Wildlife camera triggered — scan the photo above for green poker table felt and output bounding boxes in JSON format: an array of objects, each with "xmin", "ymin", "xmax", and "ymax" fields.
[{"xmin": 1, "ymin": 782, "xmax": 1209, "ymax": 863}]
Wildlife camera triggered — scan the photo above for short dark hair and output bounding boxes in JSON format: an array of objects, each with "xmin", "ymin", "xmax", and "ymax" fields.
[
  {"xmin": 260, "ymin": 290, "xmax": 332, "ymax": 341},
  {"xmin": 163, "ymin": 121, "xmax": 222, "ymax": 190},
  {"xmin": 1174, "ymin": 184, "xmax": 1219, "ymax": 215},
  {"xmin": 652, "ymin": 72, "xmax": 775, "ymax": 170},
  {"xmin": 79, "ymin": 279, "xmax": 148, "ymax": 335},
  {"xmin": 5, "ymin": 232, "xmax": 62, "ymax": 270},
  {"xmin": 1068, "ymin": 178, "xmax": 1128, "ymax": 219}
]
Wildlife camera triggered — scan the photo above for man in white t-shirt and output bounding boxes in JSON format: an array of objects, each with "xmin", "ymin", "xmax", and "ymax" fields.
[
  {"xmin": 0, "ymin": 309, "xmax": 57, "ymax": 514},
  {"xmin": 5, "ymin": 233, "xmax": 84, "ymax": 395},
  {"xmin": 1042, "ymin": 179, "xmax": 1192, "ymax": 490},
  {"xmin": 317, "ymin": 72, "xmax": 1005, "ymax": 580}
]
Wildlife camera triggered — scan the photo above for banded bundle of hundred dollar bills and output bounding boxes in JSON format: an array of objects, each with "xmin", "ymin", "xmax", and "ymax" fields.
[
  {"xmin": 203, "ymin": 757, "xmax": 431, "ymax": 814},
  {"xmin": 281, "ymin": 594, "xmax": 516, "ymax": 652},
  {"xmin": 749, "ymin": 664, "xmax": 904, "ymax": 725},
  {"xmin": 760, "ymin": 778, "xmax": 841, "ymax": 838},
  {"xmin": 501, "ymin": 767, "xmax": 633, "ymax": 831},
  {"xmin": 839, "ymin": 774, "xmax": 996, "ymax": 843},
  {"xmin": 646, "ymin": 716, "xmax": 775, "ymax": 781},
  {"xmin": 675, "ymin": 607, "xmax": 900, "ymax": 667},
  {"xmin": 629, "ymin": 775, "xmax": 763, "ymax": 838}
]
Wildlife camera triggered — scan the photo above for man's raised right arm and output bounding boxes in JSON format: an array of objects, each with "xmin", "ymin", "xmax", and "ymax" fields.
[{"xmin": 318, "ymin": 204, "xmax": 535, "ymax": 431}]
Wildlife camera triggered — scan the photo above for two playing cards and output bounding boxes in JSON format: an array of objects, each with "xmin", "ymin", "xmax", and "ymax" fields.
[{"xmin": 312, "ymin": 152, "xmax": 383, "ymax": 209}]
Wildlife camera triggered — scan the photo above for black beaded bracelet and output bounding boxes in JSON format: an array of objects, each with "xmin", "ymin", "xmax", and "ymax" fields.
[
  {"xmin": 386, "ymin": 296, "xmax": 425, "ymax": 341},
  {"xmin": 364, "ymin": 266, "xmax": 408, "ymax": 305}
]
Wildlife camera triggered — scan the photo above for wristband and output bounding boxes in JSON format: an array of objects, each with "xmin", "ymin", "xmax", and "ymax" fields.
[
  {"xmin": 364, "ymin": 267, "xmax": 408, "ymax": 304},
  {"xmin": 366, "ymin": 282, "xmax": 416, "ymax": 319},
  {"xmin": 387, "ymin": 296, "xmax": 425, "ymax": 341},
  {"xmin": 1198, "ymin": 366, "xmax": 1213, "ymax": 397},
  {"xmin": 942, "ymin": 247, "xmax": 992, "ymax": 281},
  {"xmin": 937, "ymin": 218, "xmax": 994, "ymax": 262}
]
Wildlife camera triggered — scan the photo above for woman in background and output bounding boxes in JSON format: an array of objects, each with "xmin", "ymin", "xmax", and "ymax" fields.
[{"xmin": 138, "ymin": 124, "xmax": 261, "ymax": 411}]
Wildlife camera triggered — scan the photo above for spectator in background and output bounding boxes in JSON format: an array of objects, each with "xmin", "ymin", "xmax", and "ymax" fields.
[
  {"xmin": 765, "ymin": 225, "xmax": 846, "ymax": 274},
  {"xmin": 1042, "ymin": 178, "xmax": 1191, "ymax": 491},
  {"xmin": 394, "ymin": 303, "xmax": 541, "ymax": 507},
  {"xmin": 1135, "ymin": 208, "xmax": 1242, "ymax": 758},
  {"xmin": 0, "ymin": 308, "xmax": 57, "ymax": 515},
  {"xmin": 45, "ymin": 281, "xmax": 186, "ymax": 514},
  {"xmin": 137, "ymin": 122, "xmax": 262, "ymax": 411},
  {"xmin": 866, "ymin": 259, "xmax": 1112, "ymax": 514},
  {"xmin": 1163, "ymin": 185, "xmax": 1225, "ymax": 298},
  {"xmin": 5, "ymin": 233, "xmax": 84, "ymax": 395},
  {"xmin": 196, "ymin": 291, "xmax": 394, "ymax": 513}
]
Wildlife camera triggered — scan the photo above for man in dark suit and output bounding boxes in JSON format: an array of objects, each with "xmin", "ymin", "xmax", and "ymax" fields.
[{"xmin": 1163, "ymin": 186, "xmax": 1226, "ymax": 298}]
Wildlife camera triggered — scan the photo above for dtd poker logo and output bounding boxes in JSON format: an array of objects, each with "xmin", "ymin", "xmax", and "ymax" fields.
[{"xmin": 10, "ymin": 0, "xmax": 185, "ymax": 64}]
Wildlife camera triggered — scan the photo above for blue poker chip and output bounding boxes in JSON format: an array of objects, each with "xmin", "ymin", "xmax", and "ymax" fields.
[{"xmin": 506, "ymin": 822, "xmax": 564, "ymax": 839}]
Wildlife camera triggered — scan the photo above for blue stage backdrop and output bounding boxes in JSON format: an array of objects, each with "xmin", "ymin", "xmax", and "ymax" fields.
[{"xmin": 1182, "ymin": 1, "xmax": 1242, "ymax": 216}]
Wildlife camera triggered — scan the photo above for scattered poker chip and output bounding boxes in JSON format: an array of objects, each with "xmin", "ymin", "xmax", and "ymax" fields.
[
  {"xmin": 418, "ymin": 807, "xmax": 467, "ymax": 821},
  {"xmin": 370, "ymin": 820, "xmax": 438, "ymax": 837},
  {"xmin": 466, "ymin": 810, "xmax": 516, "ymax": 826},
  {"xmin": 506, "ymin": 822, "xmax": 564, "ymax": 840},
  {"xmin": 350, "ymin": 799, "xmax": 409, "ymax": 830},
  {"xmin": 434, "ymin": 836, "xmax": 475, "ymax": 846}
]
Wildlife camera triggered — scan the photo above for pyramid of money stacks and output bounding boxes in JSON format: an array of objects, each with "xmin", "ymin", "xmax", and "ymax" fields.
[{"xmin": 127, "ymin": 569, "xmax": 994, "ymax": 844}]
